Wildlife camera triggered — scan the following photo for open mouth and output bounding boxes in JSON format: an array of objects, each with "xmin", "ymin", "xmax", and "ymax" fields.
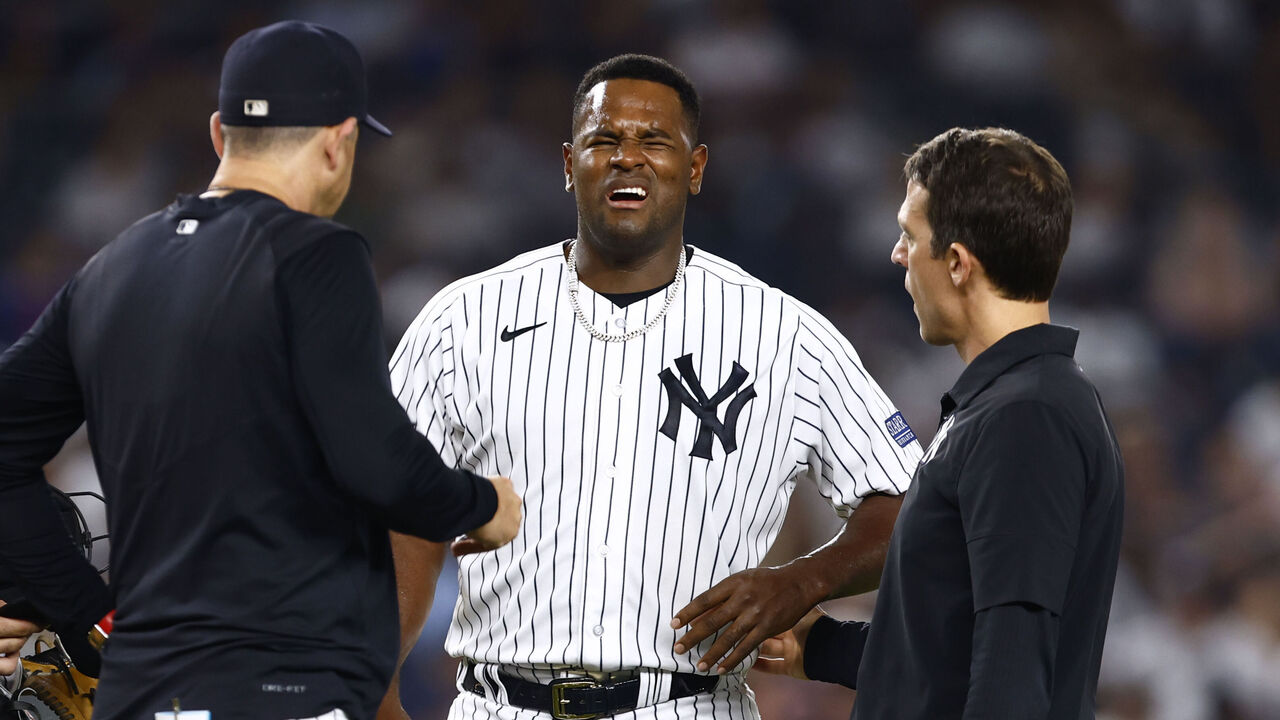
[{"xmin": 607, "ymin": 186, "xmax": 648, "ymax": 208}]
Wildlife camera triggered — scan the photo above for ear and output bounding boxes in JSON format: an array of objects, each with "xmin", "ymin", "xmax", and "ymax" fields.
[
  {"xmin": 323, "ymin": 117, "xmax": 360, "ymax": 171},
  {"xmin": 210, "ymin": 112, "xmax": 225, "ymax": 159},
  {"xmin": 947, "ymin": 242, "xmax": 977, "ymax": 289},
  {"xmin": 562, "ymin": 142, "xmax": 574, "ymax": 192},
  {"xmin": 689, "ymin": 144, "xmax": 708, "ymax": 195}
]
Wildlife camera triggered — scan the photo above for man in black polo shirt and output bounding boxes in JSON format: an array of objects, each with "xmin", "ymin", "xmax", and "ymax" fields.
[
  {"xmin": 0, "ymin": 21, "xmax": 520, "ymax": 720},
  {"xmin": 756, "ymin": 127, "xmax": 1124, "ymax": 719}
]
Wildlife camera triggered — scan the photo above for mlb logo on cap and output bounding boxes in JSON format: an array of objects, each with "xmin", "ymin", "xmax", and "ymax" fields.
[{"xmin": 243, "ymin": 100, "xmax": 269, "ymax": 117}]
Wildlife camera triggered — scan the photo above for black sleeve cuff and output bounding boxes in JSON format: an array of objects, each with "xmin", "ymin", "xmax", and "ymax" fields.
[
  {"xmin": 439, "ymin": 468, "xmax": 498, "ymax": 539},
  {"xmin": 803, "ymin": 615, "xmax": 870, "ymax": 689}
]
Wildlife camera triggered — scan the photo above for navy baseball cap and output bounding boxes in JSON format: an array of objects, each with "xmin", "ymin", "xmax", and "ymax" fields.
[{"xmin": 218, "ymin": 21, "xmax": 391, "ymax": 137}]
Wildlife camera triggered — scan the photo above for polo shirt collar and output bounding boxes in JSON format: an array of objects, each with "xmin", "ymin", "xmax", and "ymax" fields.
[{"xmin": 939, "ymin": 323, "xmax": 1079, "ymax": 419}]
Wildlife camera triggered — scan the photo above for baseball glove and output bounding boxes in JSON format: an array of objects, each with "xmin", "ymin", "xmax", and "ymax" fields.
[{"xmin": 4, "ymin": 643, "xmax": 96, "ymax": 720}]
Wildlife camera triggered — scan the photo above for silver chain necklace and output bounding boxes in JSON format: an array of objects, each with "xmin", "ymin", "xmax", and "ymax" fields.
[{"xmin": 565, "ymin": 239, "xmax": 686, "ymax": 343}]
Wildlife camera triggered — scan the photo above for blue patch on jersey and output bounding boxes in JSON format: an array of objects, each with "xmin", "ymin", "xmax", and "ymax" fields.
[{"xmin": 884, "ymin": 412, "xmax": 917, "ymax": 448}]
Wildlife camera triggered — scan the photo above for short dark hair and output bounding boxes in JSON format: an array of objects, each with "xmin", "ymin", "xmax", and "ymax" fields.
[
  {"xmin": 572, "ymin": 54, "xmax": 701, "ymax": 140},
  {"xmin": 221, "ymin": 124, "xmax": 322, "ymax": 156},
  {"xmin": 904, "ymin": 127, "xmax": 1072, "ymax": 302}
]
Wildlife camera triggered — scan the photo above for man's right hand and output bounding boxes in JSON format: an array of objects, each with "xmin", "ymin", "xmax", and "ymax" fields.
[
  {"xmin": 753, "ymin": 606, "xmax": 826, "ymax": 681},
  {"xmin": 451, "ymin": 475, "xmax": 521, "ymax": 556}
]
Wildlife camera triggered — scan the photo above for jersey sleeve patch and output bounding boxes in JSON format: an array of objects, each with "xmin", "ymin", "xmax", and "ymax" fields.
[{"xmin": 885, "ymin": 411, "xmax": 917, "ymax": 448}]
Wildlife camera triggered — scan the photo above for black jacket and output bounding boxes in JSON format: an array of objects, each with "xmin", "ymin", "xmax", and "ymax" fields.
[{"xmin": 0, "ymin": 190, "xmax": 496, "ymax": 719}]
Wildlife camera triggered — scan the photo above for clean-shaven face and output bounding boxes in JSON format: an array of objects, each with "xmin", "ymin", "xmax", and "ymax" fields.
[{"xmin": 892, "ymin": 180, "xmax": 961, "ymax": 346}]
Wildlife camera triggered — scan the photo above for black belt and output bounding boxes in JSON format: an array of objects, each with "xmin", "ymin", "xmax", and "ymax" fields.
[{"xmin": 463, "ymin": 661, "xmax": 719, "ymax": 719}]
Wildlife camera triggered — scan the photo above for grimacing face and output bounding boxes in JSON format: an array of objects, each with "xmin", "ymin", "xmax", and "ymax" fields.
[
  {"xmin": 563, "ymin": 78, "xmax": 706, "ymax": 258},
  {"xmin": 892, "ymin": 180, "xmax": 961, "ymax": 346}
]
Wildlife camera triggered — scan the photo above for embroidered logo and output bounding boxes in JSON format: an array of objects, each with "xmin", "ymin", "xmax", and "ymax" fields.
[
  {"xmin": 500, "ymin": 322, "xmax": 546, "ymax": 342},
  {"xmin": 884, "ymin": 412, "xmax": 917, "ymax": 448},
  {"xmin": 658, "ymin": 354, "xmax": 757, "ymax": 459}
]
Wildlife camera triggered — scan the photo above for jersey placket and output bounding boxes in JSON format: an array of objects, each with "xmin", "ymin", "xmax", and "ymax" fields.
[{"xmin": 579, "ymin": 292, "xmax": 632, "ymax": 669}]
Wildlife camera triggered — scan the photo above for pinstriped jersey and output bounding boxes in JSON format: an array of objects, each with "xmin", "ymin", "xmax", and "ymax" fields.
[{"xmin": 389, "ymin": 241, "xmax": 922, "ymax": 675}]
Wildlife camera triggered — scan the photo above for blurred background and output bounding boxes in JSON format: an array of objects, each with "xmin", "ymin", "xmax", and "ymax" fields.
[{"xmin": 3, "ymin": 0, "xmax": 1278, "ymax": 718}]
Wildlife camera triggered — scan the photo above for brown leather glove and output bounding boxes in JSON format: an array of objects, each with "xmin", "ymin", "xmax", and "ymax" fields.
[{"xmin": 10, "ymin": 646, "xmax": 97, "ymax": 720}]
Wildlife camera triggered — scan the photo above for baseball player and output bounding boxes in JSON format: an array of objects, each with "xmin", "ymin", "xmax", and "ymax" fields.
[
  {"xmin": 0, "ymin": 21, "xmax": 519, "ymax": 720},
  {"xmin": 381, "ymin": 54, "xmax": 921, "ymax": 720}
]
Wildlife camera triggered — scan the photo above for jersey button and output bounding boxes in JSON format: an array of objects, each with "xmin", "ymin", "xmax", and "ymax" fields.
[
  {"xmin": 611, "ymin": 384, "xmax": 624, "ymax": 397},
  {"xmin": 613, "ymin": 316, "xmax": 626, "ymax": 330},
  {"xmin": 598, "ymin": 544, "xmax": 609, "ymax": 557},
  {"xmin": 593, "ymin": 625, "xmax": 605, "ymax": 637}
]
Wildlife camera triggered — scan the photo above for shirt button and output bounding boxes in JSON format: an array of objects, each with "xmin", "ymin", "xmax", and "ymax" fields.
[
  {"xmin": 602, "ymin": 466, "xmax": 616, "ymax": 479},
  {"xmin": 598, "ymin": 544, "xmax": 609, "ymax": 557},
  {"xmin": 593, "ymin": 625, "xmax": 605, "ymax": 637},
  {"xmin": 611, "ymin": 384, "xmax": 624, "ymax": 397},
  {"xmin": 613, "ymin": 316, "xmax": 626, "ymax": 329}
]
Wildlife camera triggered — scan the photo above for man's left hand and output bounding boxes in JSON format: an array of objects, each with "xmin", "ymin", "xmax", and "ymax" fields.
[
  {"xmin": 670, "ymin": 564, "xmax": 822, "ymax": 674},
  {"xmin": 0, "ymin": 601, "xmax": 40, "ymax": 677}
]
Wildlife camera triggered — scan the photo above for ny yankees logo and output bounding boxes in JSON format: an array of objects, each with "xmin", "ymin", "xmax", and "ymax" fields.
[
  {"xmin": 658, "ymin": 354, "xmax": 757, "ymax": 459},
  {"xmin": 920, "ymin": 414, "xmax": 956, "ymax": 465}
]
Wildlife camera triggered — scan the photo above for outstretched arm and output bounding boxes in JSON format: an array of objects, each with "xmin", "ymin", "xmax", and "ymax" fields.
[
  {"xmin": 671, "ymin": 492, "xmax": 900, "ymax": 673},
  {"xmin": 376, "ymin": 533, "xmax": 449, "ymax": 720},
  {"xmin": 755, "ymin": 608, "xmax": 871, "ymax": 689},
  {"xmin": 278, "ymin": 232, "xmax": 502, "ymax": 541}
]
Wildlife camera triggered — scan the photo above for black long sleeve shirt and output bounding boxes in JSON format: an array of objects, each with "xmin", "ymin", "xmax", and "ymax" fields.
[{"xmin": 0, "ymin": 190, "xmax": 496, "ymax": 719}]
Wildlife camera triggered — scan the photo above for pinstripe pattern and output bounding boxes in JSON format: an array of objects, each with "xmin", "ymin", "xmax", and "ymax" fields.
[{"xmin": 390, "ymin": 242, "xmax": 920, "ymax": 715}]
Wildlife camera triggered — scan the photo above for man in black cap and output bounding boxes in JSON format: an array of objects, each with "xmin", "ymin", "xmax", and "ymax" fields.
[
  {"xmin": 0, "ymin": 20, "xmax": 521, "ymax": 720},
  {"xmin": 755, "ymin": 128, "xmax": 1125, "ymax": 720}
]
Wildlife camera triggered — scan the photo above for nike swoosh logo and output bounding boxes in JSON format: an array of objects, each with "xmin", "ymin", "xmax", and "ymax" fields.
[{"xmin": 500, "ymin": 322, "xmax": 546, "ymax": 342}]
